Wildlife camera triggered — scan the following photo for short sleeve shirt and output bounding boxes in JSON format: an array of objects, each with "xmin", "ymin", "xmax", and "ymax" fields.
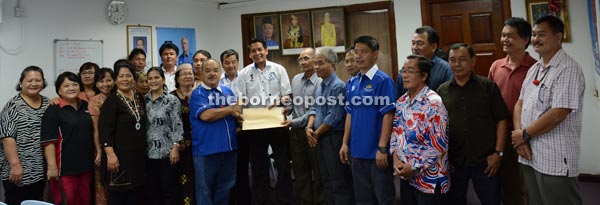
[
  {"xmin": 41, "ymin": 98, "xmax": 94, "ymax": 176},
  {"xmin": 0, "ymin": 94, "xmax": 49, "ymax": 185},
  {"xmin": 344, "ymin": 65, "xmax": 396, "ymax": 159},
  {"xmin": 518, "ymin": 49, "xmax": 585, "ymax": 177},
  {"xmin": 145, "ymin": 91, "xmax": 184, "ymax": 159},
  {"xmin": 437, "ymin": 73, "xmax": 509, "ymax": 167}
]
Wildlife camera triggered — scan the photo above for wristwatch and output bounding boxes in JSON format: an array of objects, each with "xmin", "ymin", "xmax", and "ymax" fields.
[
  {"xmin": 377, "ymin": 146, "xmax": 388, "ymax": 154},
  {"xmin": 523, "ymin": 128, "xmax": 531, "ymax": 142},
  {"xmin": 495, "ymin": 150, "xmax": 504, "ymax": 157}
]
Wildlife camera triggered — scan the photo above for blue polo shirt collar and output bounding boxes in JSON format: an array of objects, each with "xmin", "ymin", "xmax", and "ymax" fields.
[
  {"xmin": 361, "ymin": 64, "xmax": 379, "ymax": 80},
  {"xmin": 201, "ymin": 82, "xmax": 222, "ymax": 93}
]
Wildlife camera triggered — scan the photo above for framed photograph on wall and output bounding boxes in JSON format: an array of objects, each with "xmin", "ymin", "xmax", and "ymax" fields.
[
  {"xmin": 312, "ymin": 8, "xmax": 346, "ymax": 52},
  {"xmin": 127, "ymin": 25, "xmax": 153, "ymax": 69},
  {"xmin": 155, "ymin": 27, "xmax": 197, "ymax": 65},
  {"xmin": 526, "ymin": 0, "xmax": 571, "ymax": 42},
  {"xmin": 254, "ymin": 14, "xmax": 280, "ymax": 50},
  {"xmin": 280, "ymin": 11, "xmax": 312, "ymax": 55}
]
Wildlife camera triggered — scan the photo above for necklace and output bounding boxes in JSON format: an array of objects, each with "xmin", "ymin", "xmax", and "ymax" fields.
[
  {"xmin": 532, "ymin": 67, "xmax": 549, "ymax": 86},
  {"xmin": 117, "ymin": 90, "xmax": 141, "ymax": 130}
]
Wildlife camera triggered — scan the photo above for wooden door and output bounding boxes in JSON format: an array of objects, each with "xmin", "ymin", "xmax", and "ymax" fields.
[{"xmin": 421, "ymin": 0, "xmax": 511, "ymax": 77}]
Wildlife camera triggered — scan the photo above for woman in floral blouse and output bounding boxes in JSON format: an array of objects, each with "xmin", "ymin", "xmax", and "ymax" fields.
[
  {"xmin": 144, "ymin": 67, "xmax": 184, "ymax": 205},
  {"xmin": 390, "ymin": 55, "xmax": 449, "ymax": 204}
]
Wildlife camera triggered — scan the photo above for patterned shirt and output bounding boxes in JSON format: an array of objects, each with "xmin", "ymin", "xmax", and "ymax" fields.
[
  {"xmin": 0, "ymin": 94, "xmax": 49, "ymax": 185},
  {"xmin": 88, "ymin": 93, "xmax": 109, "ymax": 116},
  {"xmin": 145, "ymin": 91, "xmax": 184, "ymax": 159},
  {"xmin": 518, "ymin": 49, "xmax": 585, "ymax": 177},
  {"xmin": 391, "ymin": 86, "xmax": 449, "ymax": 194},
  {"xmin": 290, "ymin": 72, "xmax": 321, "ymax": 128}
]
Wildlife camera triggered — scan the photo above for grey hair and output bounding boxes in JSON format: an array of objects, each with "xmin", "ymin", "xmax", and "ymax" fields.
[{"xmin": 315, "ymin": 47, "xmax": 338, "ymax": 64}]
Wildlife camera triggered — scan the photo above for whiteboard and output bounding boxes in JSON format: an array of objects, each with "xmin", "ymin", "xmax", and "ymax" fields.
[{"xmin": 54, "ymin": 39, "xmax": 103, "ymax": 78}]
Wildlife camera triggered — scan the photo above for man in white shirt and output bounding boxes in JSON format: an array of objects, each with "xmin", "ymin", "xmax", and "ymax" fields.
[{"xmin": 231, "ymin": 39, "xmax": 293, "ymax": 204}]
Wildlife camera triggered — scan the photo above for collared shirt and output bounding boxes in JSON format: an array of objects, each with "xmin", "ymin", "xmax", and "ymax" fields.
[
  {"xmin": 488, "ymin": 53, "xmax": 537, "ymax": 121},
  {"xmin": 162, "ymin": 66, "xmax": 178, "ymax": 93},
  {"xmin": 345, "ymin": 64, "xmax": 396, "ymax": 159},
  {"xmin": 145, "ymin": 91, "xmax": 184, "ymax": 159},
  {"xmin": 290, "ymin": 72, "xmax": 321, "ymax": 128},
  {"xmin": 391, "ymin": 86, "xmax": 449, "ymax": 194},
  {"xmin": 396, "ymin": 56, "xmax": 453, "ymax": 99},
  {"xmin": 178, "ymin": 52, "xmax": 193, "ymax": 65},
  {"xmin": 0, "ymin": 94, "xmax": 49, "ymax": 185},
  {"xmin": 220, "ymin": 73, "xmax": 238, "ymax": 88},
  {"xmin": 89, "ymin": 93, "xmax": 109, "ymax": 116},
  {"xmin": 41, "ymin": 98, "xmax": 94, "ymax": 176},
  {"xmin": 437, "ymin": 73, "xmax": 509, "ymax": 167},
  {"xmin": 189, "ymin": 83, "xmax": 238, "ymax": 156},
  {"xmin": 310, "ymin": 73, "xmax": 346, "ymax": 132},
  {"xmin": 518, "ymin": 49, "xmax": 585, "ymax": 177},
  {"xmin": 231, "ymin": 60, "xmax": 292, "ymax": 108}
]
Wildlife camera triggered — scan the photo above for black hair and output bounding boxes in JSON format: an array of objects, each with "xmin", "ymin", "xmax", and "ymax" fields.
[
  {"xmin": 534, "ymin": 15, "xmax": 565, "ymax": 35},
  {"xmin": 113, "ymin": 61, "xmax": 138, "ymax": 82},
  {"xmin": 147, "ymin": 67, "xmax": 168, "ymax": 92},
  {"xmin": 193, "ymin": 50, "xmax": 212, "ymax": 60},
  {"xmin": 16, "ymin": 66, "xmax": 48, "ymax": 91},
  {"xmin": 415, "ymin": 26, "xmax": 440, "ymax": 48},
  {"xmin": 353, "ymin": 36, "xmax": 379, "ymax": 51},
  {"xmin": 159, "ymin": 42, "xmax": 180, "ymax": 56},
  {"xmin": 406, "ymin": 55, "xmax": 432, "ymax": 86},
  {"xmin": 504, "ymin": 17, "xmax": 533, "ymax": 48},
  {"xmin": 113, "ymin": 59, "xmax": 130, "ymax": 71},
  {"xmin": 128, "ymin": 48, "xmax": 147, "ymax": 61},
  {"xmin": 449, "ymin": 43, "xmax": 475, "ymax": 58},
  {"xmin": 220, "ymin": 49, "xmax": 239, "ymax": 63},
  {"xmin": 248, "ymin": 38, "xmax": 267, "ymax": 50},
  {"xmin": 54, "ymin": 71, "xmax": 80, "ymax": 95},
  {"xmin": 79, "ymin": 62, "xmax": 100, "ymax": 74},
  {"xmin": 93, "ymin": 68, "xmax": 115, "ymax": 94}
]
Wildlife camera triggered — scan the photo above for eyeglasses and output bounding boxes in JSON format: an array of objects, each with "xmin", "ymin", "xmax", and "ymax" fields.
[{"xmin": 297, "ymin": 56, "xmax": 312, "ymax": 63}]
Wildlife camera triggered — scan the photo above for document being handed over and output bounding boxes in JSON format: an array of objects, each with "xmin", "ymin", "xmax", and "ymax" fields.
[{"xmin": 241, "ymin": 107, "xmax": 285, "ymax": 131}]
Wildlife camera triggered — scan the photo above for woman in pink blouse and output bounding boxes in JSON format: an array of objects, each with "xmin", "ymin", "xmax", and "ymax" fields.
[{"xmin": 391, "ymin": 55, "xmax": 449, "ymax": 204}]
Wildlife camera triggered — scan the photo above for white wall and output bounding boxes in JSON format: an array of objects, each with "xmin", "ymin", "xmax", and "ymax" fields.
[{"xmin": 0, "ymin": 0, "xmax": 598, "ymax": 174}]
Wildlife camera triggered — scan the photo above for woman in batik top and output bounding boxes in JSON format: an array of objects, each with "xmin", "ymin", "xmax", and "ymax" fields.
[{"xmin": 144, "ymin": 67, "xmax": 184, "ymax": 205}]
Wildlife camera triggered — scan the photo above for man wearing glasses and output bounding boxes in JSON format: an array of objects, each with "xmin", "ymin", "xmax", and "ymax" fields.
[{"xmin": 282, "ymin": 47, "xmax": 326, "ymax": 204}]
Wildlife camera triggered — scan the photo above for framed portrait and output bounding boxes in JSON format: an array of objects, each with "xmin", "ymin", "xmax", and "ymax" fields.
[
  {"xmin": 155, "ymin": 27, "xmax": 197, "ymax": 65},
  {"xmin": 279, "ymin": 11, "xmax": 312, "ymax": 55},
  {"xmin": 127, "ymin": 25, "xmax": 153, "ymax": 69},
  {"xmin": 526, "ymin": 0, "xmax": 571, "ymax": 42},
  {"xmin": 254, "ymin": 14, "xmax": 280, "ymax": 50},
  {"xmin": 312, "ymin": 8, "xmax": 346, "ymax": 52}
]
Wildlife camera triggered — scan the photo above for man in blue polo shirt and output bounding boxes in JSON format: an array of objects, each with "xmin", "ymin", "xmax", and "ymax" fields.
[
  {"xmin": 341, "ymin": 35, "xmax": 396, "ymax": 204},
  {"xmin": 189, "ymin": 59, "xmax": 243, "ymax": 204}
]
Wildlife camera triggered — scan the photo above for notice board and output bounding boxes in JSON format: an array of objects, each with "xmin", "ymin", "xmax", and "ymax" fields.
[{"xmin": 54, "ymin": 39, "xmax": 103, "ymax": 77}]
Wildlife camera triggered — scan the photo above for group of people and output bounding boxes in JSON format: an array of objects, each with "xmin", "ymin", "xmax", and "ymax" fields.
[{"xmin": 0, "ymin": 14, "xmax": 585, "ymax": 205}]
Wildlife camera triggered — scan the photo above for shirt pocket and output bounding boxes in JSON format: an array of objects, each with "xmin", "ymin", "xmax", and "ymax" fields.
[{"xmin": 534, "ymin": 83, "xmax": 552, "ymax": 110}]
